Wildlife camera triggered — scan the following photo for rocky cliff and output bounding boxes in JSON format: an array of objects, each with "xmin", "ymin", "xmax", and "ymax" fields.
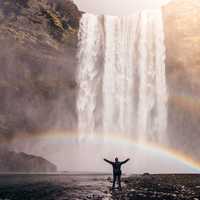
[
  {"xmin": 164, "ymin": 0, "xmax": 200, "ymax": 95},
  {"xmin": 163, "ymin": 0, "xmax": 200, "ymax": 159},
  {"xmin": 0, "ymin": 149, "xmax": 57, "ymax": 172},
  {"xmin": 0, "ymin": 0, "xmax": 80, "ymax": 140}
]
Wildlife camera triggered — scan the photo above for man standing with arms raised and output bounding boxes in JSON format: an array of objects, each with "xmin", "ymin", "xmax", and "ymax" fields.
[{"xmin": 104, "ymin": 157, "xmax": 130, "ymax": 190}]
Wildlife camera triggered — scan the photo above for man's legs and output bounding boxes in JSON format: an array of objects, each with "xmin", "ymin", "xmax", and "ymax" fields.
[
  {"xmin": 112, "ymin": 174, "xmax": 116, "ymax": 189},
  {"xmin": 117, "ymin": 175, "xmax": 122, "ymax": 189}
]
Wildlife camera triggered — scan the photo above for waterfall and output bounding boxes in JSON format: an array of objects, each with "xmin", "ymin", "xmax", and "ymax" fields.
[
  {"xmin": 77, "ymin": 10, "xmax": 168, "ymax": 143},
  {"xmin": 103, "ymin": 15, "xmax": 138, "ymax": 135},
  {"xmin": 76, "ymin": 14, "xmax": 102, "ymax": 139},
  {"xmin": 136, "ymin": 10, "xmax": 167, "ymax": 141}
]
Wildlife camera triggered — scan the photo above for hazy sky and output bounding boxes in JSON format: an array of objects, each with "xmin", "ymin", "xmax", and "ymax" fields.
[{"xmin": 74, "ymin": 0, "xmax": 172, "ymax": 15}]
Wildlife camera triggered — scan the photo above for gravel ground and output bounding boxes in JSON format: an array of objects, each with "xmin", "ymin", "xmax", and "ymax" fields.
[{"xmin": 0, "ymin": 174, "xmax": 200, "ymax": 200}]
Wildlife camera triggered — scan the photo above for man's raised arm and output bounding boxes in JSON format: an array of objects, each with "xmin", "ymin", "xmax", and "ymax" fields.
[
  {"xmin": 121, "ymin": 158, "xmax": 130, "ymax": 165},
  {"xmin": 103, "ymin": 158, "xmax": 113, "ymax": 165}
]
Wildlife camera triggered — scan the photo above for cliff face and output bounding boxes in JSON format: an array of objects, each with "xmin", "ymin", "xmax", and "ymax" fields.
[
  {"xmin": 0, "ymin": 149, "xmax": 57, "ymax": 172},
  {"xmin": 0, "ymin": 0, "xmax": 80, "ymax": 140},
  {"xmin": 164, "ymin": 0, "xmax": 200, "ymax": 95},
  {"xmin": 163, "ymin": 0, "xmax": 200, "ymax": 159},
  {"xmin": 0, "ymin": 0, "xmax": 81, "ymax": 43}
]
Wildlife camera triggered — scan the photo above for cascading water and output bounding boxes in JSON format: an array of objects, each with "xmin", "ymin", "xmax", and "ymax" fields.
[
  {"xmin": 76, "ymin": 14, "xmax": 102, "ymax": 139},
  {"xmin": 136, "ymin": 10, "xmax": 168, "ymax": 142},
  {"xmin": 76, "ymin": 10, "xmax": 168, "ymax": 143},
  {"xmin": 103, "ymin": 15, "xmax": 139, "ymax": 135}
]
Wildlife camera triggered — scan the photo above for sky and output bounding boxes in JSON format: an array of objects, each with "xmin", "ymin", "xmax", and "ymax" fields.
[{"xmin": 74, "ymin": 0, "xmax": 172, "ymax": 15}]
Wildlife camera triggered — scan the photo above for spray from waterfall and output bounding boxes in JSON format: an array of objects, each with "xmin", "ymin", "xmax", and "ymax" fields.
[{"xmin": 76, "ymin": 10, "xmax": 168, "ymax": 143}]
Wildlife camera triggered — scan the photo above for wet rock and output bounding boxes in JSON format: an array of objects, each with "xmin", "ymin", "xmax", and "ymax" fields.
[
  {"xmin": 143, "ymin": 173, "xmax": 151, "ymax": 176},
  {"xmin": 107, "ymin": 177, "xmax": 112, "ymax": 182}
]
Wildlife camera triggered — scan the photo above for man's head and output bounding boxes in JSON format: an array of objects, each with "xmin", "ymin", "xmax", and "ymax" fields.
[{"xmin": 115, "ymin": 157, "xmax": 118, "ymax": 162}]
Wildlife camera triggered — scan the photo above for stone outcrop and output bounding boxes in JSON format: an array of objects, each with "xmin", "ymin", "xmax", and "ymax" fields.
[{"xmin": 0, "ymin": 149, "xmax": 57, "ymax": 172}]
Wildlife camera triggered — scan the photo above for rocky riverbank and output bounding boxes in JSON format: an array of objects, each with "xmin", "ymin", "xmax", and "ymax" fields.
[
  {"xmin": 113, "ymin": 174, "xmax": 200, "ymax": 200},
  {"xmin": 1, "ymin": 174, "xmax": 200, "ymax": 200}
]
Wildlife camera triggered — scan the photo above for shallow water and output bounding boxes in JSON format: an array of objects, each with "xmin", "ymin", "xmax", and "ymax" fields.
[{"xmin": 0, "ymin": 174, "xmax": 112, "ymax": 200}]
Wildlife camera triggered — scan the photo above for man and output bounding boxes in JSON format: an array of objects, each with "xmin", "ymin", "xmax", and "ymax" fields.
[{"xmin": 104, "ymin": 157, "xmax": 130, "ymax": 190}]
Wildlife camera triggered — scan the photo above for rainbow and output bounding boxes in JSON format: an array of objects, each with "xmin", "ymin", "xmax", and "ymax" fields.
[{"xmin": 9, "ymin": 131, "xmax": 200, "ymax": 172}]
